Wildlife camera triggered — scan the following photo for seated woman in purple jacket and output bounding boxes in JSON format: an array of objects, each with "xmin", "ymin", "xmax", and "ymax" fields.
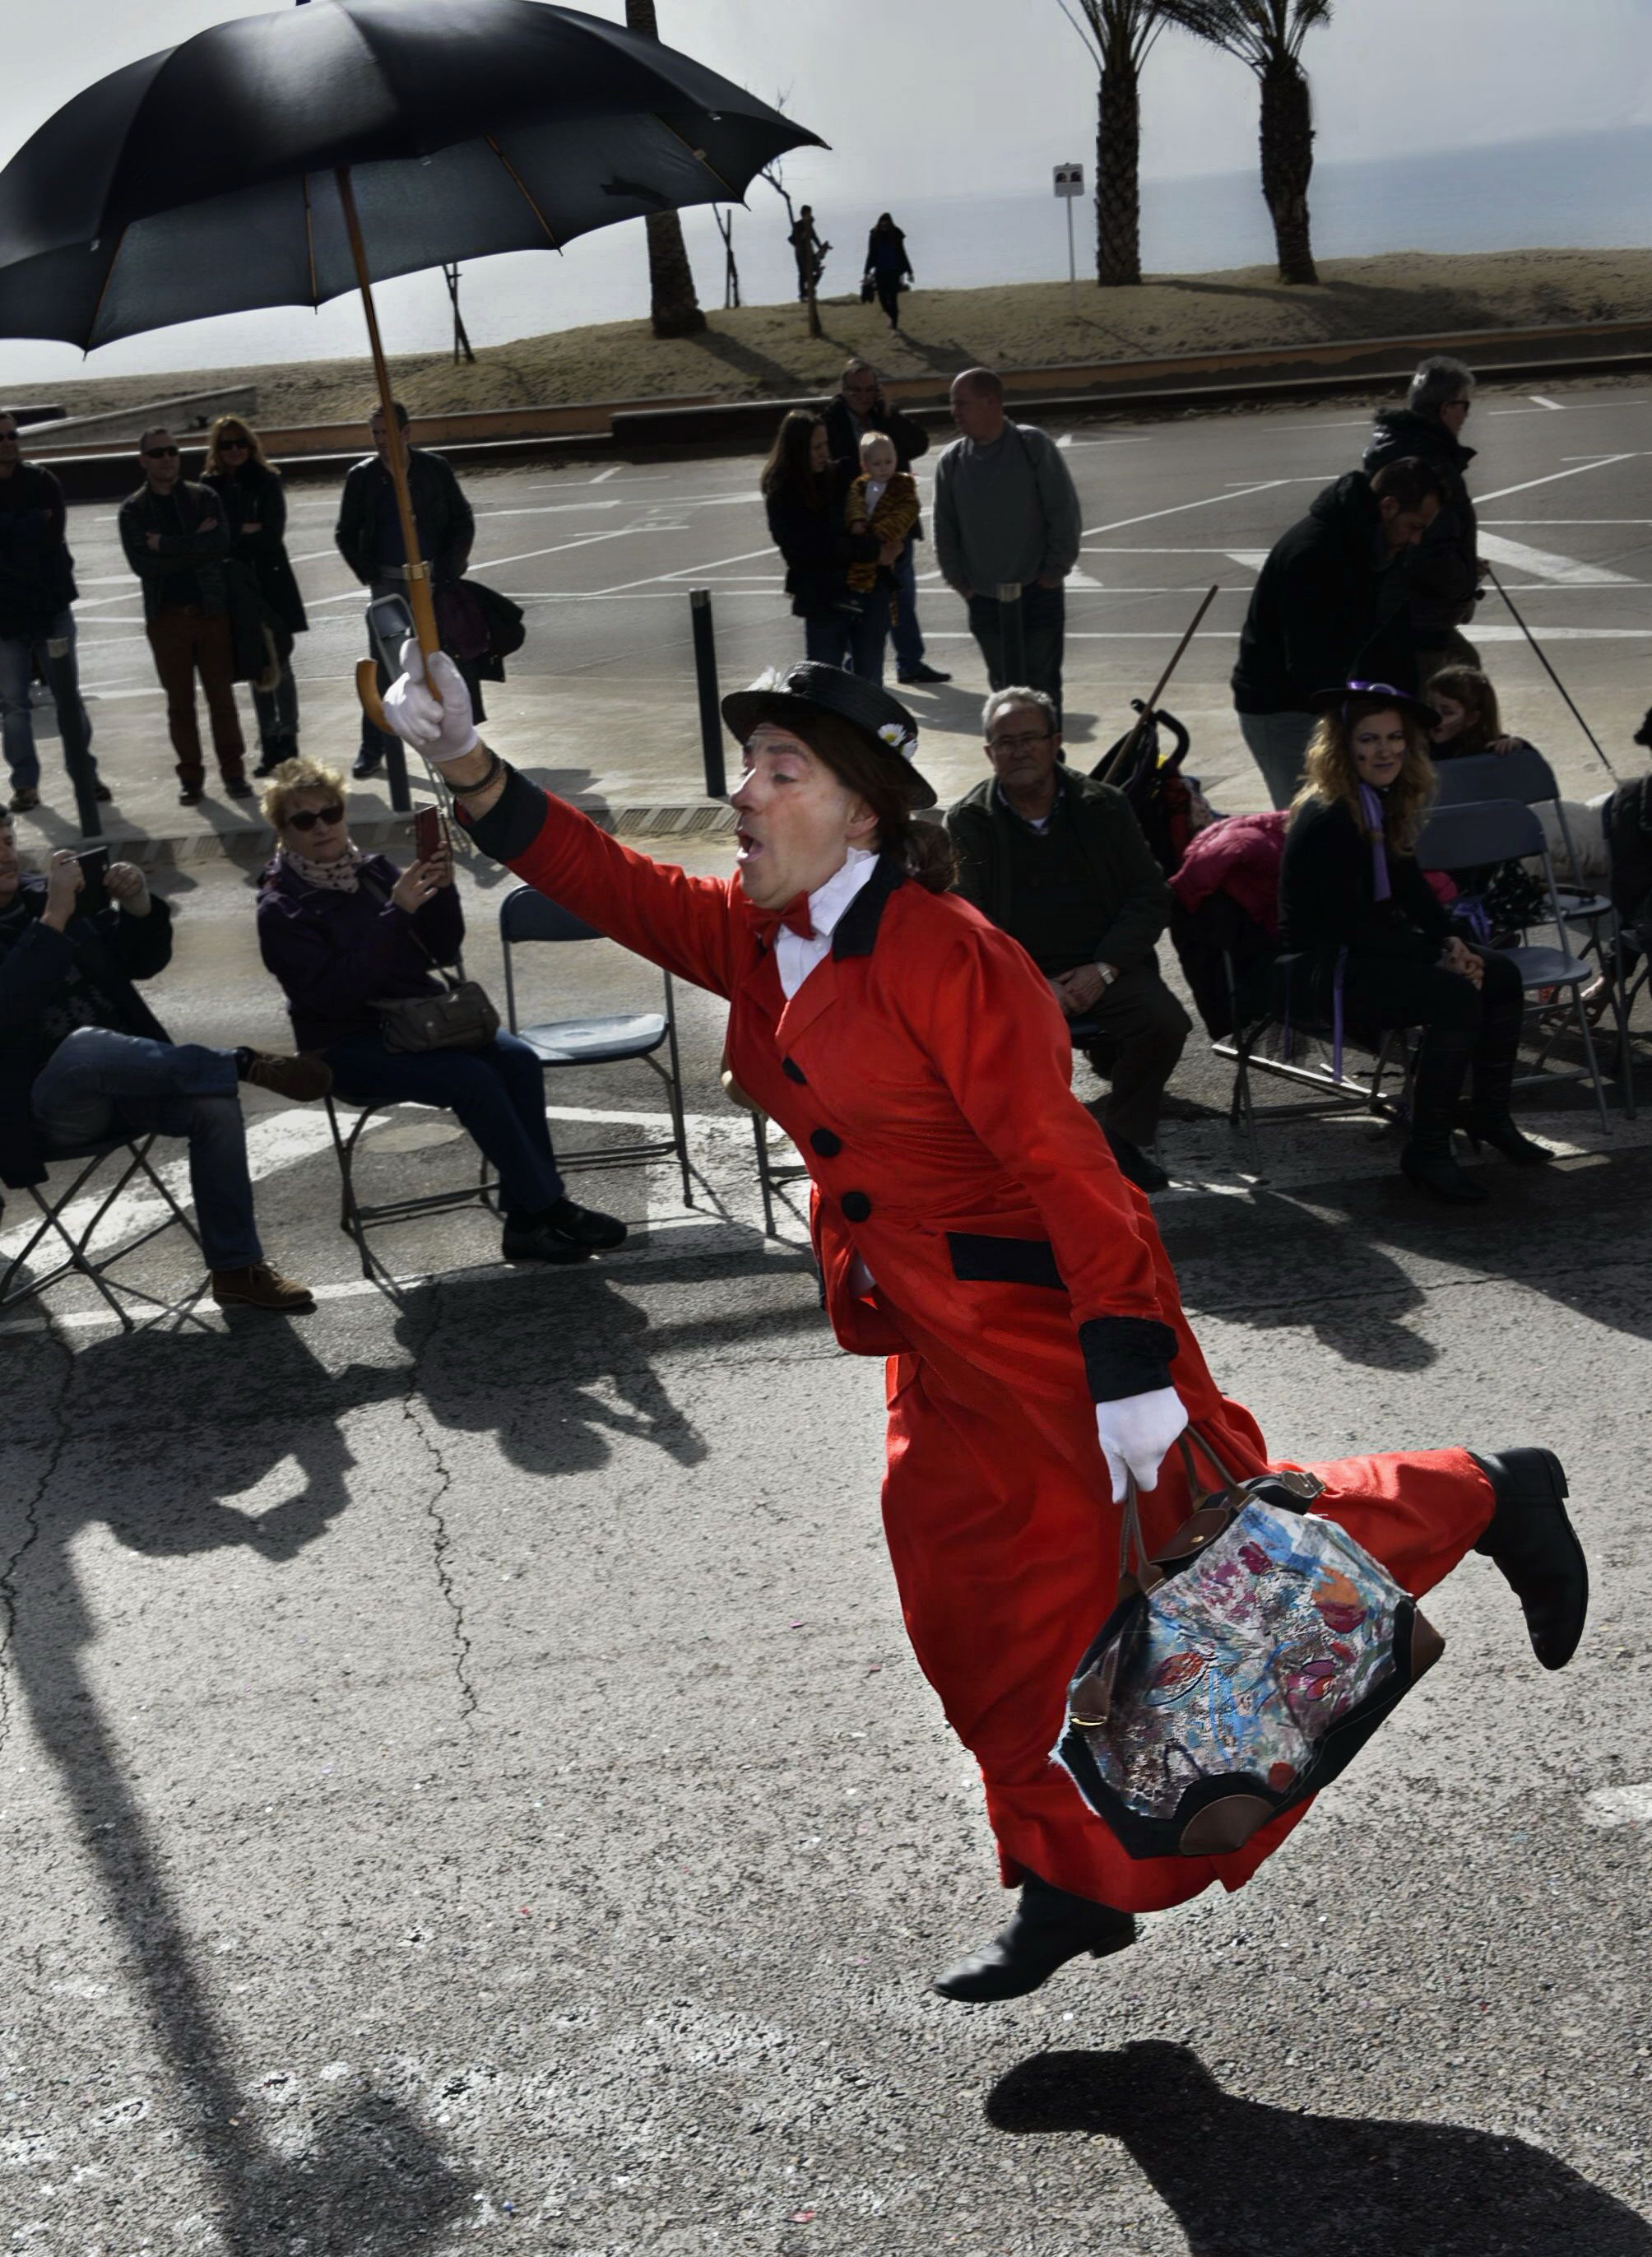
[{"xmin": 253, "ymin": 757, "xmax": 624, "ymax": 1264}]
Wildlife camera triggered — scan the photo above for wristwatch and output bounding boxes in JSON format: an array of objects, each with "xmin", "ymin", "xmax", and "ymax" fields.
[{"xmin": 1095, "ymin": 962, "xmax": 1119, "ymax": 989}]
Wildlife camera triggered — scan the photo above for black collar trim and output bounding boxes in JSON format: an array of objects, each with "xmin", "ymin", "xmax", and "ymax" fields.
[{"xmin": 833, "ymin": 854, "xmax": 907, "ymax": 960}]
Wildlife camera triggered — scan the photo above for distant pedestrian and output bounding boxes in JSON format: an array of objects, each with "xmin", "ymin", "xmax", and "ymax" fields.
[
  {"xmin": 933, "ymin": 368, "xmax": 1082, "ymax": 718},
  {"xmin": 824, "ymin": 360, "xmax": 948, "ymax": 686},
  {"xmin": 118, "ymin": 426, "xmax": 250, "ymax": 807},
  {"xmin": 760, "ymin": 410, "xmax": 890, "ymax": 681},
  {"xmin": 0, "ymin": 409, "xmax": 106, "ymax": 816},
  {"xmin": 1363, "ymin": 357, "xmax": 1483, "ymax": 684},
  {"xmin": 788, "ymin": 205, "xmax": 828, "ymax": 300},
  {"xmin": 334, "ymin": 400, "xmax": 475, "ymax": 779},
  {"xmin": 1230, "ymin": 459, "xmax": 1446, "ymax": 810},
  {"xmin": 203, "ymin": 415, "xmax": 307, "ymax": 778},
  {"xmin": 863, "ymin": 213, "xmax": 913, "ymax": 329}
]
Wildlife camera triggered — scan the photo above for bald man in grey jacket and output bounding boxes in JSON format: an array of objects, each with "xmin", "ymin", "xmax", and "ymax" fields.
[{"xmin": 933, "ymin": 367, "xmax": 1082, "ymax": 718}]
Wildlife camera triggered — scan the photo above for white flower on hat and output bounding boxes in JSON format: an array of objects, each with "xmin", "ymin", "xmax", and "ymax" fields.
[
  {"xmin": 878, "ymin": 719, "xmax": 916, "ymax": 756},
  {"xmin": 746, "ymin": 663, "xmax": 791, "ymax": 694}
]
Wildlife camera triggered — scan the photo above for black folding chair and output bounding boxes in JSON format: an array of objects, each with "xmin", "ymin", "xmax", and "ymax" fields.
[
  {"xmin": 324, "ymin": 1094, "xmax": 496, "ymax": 1280},
  {"xmin": 0, "ymin": 1134, "xmax": 202, "ymax": 1331}
]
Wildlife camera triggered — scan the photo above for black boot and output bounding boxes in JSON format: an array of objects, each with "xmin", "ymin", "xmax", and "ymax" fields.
[
  {"xmin": 1400, "ymin": 1028, "xmax": 1487, "ymax": 1204},
  {"xmin": 1470, "ymin": 1447, "xmax": 1589, "ymax": 1670},
  {"xmin": 1462, "ymin": 959, "xmax": 1550, "ymax": 1162},
  {"xmin": 932, "ymin": 1872, "xmax": 1136, "ymax": 2002}
]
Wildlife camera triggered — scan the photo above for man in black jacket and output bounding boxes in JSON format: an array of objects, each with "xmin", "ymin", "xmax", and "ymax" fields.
[
  {"xmin": 1232, "ymin": 458, "xmax": 1445, "ymax": 810},
  {"xmin": 1363, "ymin": 356, "xmax": 1482, "ymax": 683},
  {"xmin": 335, "ymin": 401, "xmax": 476, "ymax": 778},
  {"xmin": 822, "ymin": 360, "xmax": 949, "ymax": 687},
  {"xmin": 0, "ymin": 815, "xmax": 323, "ymax": 1311},
  {"xmin": 0, "ymin": 410, "xmax": 106, "ymax": 816},
  {"xmin": 118, "ymin": 428, "xmax": 250, "ymax": 807},
  {"xmin": 946, "ymin": 687, "xmax": 1188, "ymax": 1192}
]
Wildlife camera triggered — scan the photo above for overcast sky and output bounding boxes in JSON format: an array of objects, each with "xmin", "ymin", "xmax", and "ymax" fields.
[{"xmin": 2, "ymin": 0, "xmax": 1649, "ymax": 382}]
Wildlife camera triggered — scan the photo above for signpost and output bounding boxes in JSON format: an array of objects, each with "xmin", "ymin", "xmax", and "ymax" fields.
[{"xmin": 1053, "ymin": 161, "xmax": 1084, "ymax": 318}]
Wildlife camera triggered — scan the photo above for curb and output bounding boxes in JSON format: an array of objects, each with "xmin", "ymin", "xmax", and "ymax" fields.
[{"xmin": 123, "ymin": 798, "xmax": 737, "ymax": 874}]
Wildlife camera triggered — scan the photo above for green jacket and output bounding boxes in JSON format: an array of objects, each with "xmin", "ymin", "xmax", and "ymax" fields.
[{"xmin": 945, "ymin": 767, "xmax": 1172, "ymax": 974}]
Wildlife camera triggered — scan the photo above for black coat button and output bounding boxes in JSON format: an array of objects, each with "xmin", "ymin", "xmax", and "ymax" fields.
[
  {"xmin": 841, "ymin": 1190, "xmax": 872, "ymax": 1223},
  {"xmin": 782, "ymin": 1056, "xmax": 807, "ymax": 1084},
  {"xmin": 810, "ymin": 1127, "xmax": 842, "ymax": 1158}
]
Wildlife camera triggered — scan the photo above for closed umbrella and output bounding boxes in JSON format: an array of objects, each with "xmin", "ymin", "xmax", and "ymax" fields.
[{"xmin": 0, "ymin": 0, "xmax": 820, "ymax": 680}]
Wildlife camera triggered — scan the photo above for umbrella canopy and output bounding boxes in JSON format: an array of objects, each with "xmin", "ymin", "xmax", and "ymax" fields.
[{"xmin": 0, "ymin": 0, "xmax": 821, "ymax": 349}]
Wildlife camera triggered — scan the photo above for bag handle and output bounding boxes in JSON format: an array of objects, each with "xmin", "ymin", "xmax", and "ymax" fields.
[
  {"xmin": 360, "ymin": 866, "xmax": 461, "ymax": 980},
  {"xmin": 1115, "ymin": 1421, "xmax": 1258, "ymax": 1593}
]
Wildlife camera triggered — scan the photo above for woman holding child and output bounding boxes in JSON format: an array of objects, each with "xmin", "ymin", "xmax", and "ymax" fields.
[{"xmin": 759, "ymin": 410, "xmax": 900, "ymax": 682}]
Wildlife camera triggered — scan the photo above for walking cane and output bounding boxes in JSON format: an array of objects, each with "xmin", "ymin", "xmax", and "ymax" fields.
[
  {"xmin": 1484, "ymin": 563, "xmax": 1622, "ymax": 785},
  {"xmin": 1095, "ymin": 583, "xmax": 1219, "ymax": 788}
]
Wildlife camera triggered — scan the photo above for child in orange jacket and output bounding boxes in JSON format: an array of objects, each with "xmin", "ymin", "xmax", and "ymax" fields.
[{"xmin": 845, "ymin": 431, "xmax": 920, "ymax": 596}]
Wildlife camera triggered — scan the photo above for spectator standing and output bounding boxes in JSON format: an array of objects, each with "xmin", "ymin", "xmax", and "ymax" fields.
[
  {"xmin": 1363, "ymin": 357, "xmax": 1483, "ymax": 683},
  {"xmin": 823, "ymin": 360, "xmax": 949, "ymax": 686},
  {"xmin": 947, "ymin": 686, "xmax": 1188, "ymax": 1193},
  {"xmin": 118, "ymin": 427, "xmax": 250, "ymax": 807},
  {"xmin": 788, "ymin": 205, "xmax": 828, "ymax": 300},
  {"xmin": 862, "ymin": 212, "xmax": 913, "ymax": 329},
  {"xmin": 0, "ymin": 411, "xmax": 106, "ymax": 817},
  {"xmin": 335, "ymin": 401, "xmax": 476, "ymax": 779},
  {"xmin": 203, "ymin": 416, "xmax": 307, "ymax": 778},
  {"xmin": 933, "ymin": 369, "xmax": 1082, "ymax": 718},
  {"xmin": 1231, "ymin": 459, "xmax": 1446, "ymax": 811},
  {"xmin": 760, "ymin": 410, "xmax": 890, "ymax": 681},
  {"xmin": 254, "ymin": 757, "xmax": 625, "ymax": 1265},
  {"xmin": 0, "ymin": 810, "xmax": 323, "ymax": 1308}
]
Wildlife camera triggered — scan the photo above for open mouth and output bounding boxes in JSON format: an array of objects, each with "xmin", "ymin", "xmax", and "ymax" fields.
[{"xmin": 735, "ymin": 826, "xmax": 763, "ymax": 864}]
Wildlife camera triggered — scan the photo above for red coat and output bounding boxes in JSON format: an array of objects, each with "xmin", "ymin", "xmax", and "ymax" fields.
[{"xmin": 471, "ymin": 779, "xmax": 1494, "ymax": 1916}]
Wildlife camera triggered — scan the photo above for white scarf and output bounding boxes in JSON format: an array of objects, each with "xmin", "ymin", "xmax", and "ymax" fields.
[{"xmin": 283, "ymin": 842, "xmax": 365, "ymax": 893}]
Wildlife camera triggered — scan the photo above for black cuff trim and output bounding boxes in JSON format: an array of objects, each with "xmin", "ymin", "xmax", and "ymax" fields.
[
  {"xmin": 1078, "ymin": 1315, "xmax": 1179, "ymax": 1403},
  {"xmin": 459, "ymin": 765, "xmax": 548, "ymax": 865}
]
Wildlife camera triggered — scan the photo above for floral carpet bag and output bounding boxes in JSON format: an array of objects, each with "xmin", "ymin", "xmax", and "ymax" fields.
[{"xmin": 1056, "ymin": 1428, "xmax": 1445, "ymax": 1859}]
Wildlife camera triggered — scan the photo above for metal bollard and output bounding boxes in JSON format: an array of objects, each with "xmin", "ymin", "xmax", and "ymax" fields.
[
  {"xmin": 995, "ymin": 581, "xmax": 1027, "ymax": 688},
  {"xmin": 45, "ymin": 634, "xmax": 101, "ymax": 838},
  {"xmin": 689, "ymin": 588, "xmax": 726, "ymax": 800}
]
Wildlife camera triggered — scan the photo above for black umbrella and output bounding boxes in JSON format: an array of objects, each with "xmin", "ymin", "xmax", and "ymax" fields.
[{"xmin": 0, "ymin": 0, "xmax": 820, "ymax": 677}]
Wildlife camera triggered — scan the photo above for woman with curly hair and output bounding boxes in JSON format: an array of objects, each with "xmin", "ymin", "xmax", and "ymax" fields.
[
  {"xmin": 1279, "ymin": 682, "xmax": 1549, "ymax": 1203},
  {"xmin": 202, "ymin": 415, "xmax": 307, "ymax": 775}
]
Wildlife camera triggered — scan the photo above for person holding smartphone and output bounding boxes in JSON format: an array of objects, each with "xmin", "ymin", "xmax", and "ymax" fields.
[{"xmin": 254, "ymin": 757, "xmax": 624, "ymax": 1265}]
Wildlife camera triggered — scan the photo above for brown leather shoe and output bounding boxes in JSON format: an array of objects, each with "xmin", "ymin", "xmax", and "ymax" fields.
[
  {"xmin": 244, "ymin": 1051, "xmax": 333, "ymax": 1103},
  {"xmin": 211, "ymin": 1262, "xmax": 316, "ymax": 1313}
]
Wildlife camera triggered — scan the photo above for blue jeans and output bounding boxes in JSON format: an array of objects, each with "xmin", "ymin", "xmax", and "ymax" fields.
[
  {"xmin": 0, "ymin": 609, "xmax": 96, "ymax": 793},
  {"xmin": 30, "ymin": 1028, "xmax": 261, "ymax": 1270},
  {"xmin": 325, "ymin": 1027, "xmax": 564, "ymax": 1218},
  {"xmin": 804, "ymin": 592, "xmax": 889, "ymax": 685},
  {"xmin": 891, "ymin": 537, "xmax": 926, "ymax": 674}
]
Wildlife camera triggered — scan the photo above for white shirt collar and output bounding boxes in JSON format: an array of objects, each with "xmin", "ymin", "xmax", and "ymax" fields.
[{"xmin": 801, "ymin": 844, "xmax": 879, "ymax": 941}]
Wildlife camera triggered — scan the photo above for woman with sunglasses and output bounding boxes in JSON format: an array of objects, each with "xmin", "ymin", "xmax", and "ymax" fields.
[
  {"xmin": 254, "ymin": 757, "xmax": 624, "ymax": 1265},
  {"xmin": 203, "ymin": 416, "xmax": 307, "ymax": 777}
]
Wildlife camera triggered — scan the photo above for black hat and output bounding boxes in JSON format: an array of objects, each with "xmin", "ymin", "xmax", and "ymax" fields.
[
  {"xmin": 1308, "ymin": 680, "xmax": 1438, "ymax": 731},
  {"xmin": 721, "ymin": 661, "xmax": 936, "ymax": 810}
]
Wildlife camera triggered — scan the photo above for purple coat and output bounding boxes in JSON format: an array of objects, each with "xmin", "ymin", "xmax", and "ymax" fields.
[{"xmin": 255, "ymin": 850, "xmax": 465, "ymax": 1052}]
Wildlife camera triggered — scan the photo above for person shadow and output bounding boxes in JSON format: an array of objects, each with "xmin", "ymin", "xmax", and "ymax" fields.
[
  {"xmin": 4, "ymin": 1321, "xmax": 480, "ymax": 2255},
  {"xmin": 986, "ymin": 2042, "xmax": 1652, "ymax": 2256}
]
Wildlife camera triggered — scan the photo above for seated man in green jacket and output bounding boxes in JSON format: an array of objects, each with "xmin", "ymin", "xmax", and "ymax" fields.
[{"xmin": 946, "ymin": 687, "xmax": 1190, "ymax": 1193}]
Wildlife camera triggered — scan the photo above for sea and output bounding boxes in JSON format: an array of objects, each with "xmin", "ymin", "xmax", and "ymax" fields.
[{"xmin": 5, "ymin": 123, "xmax": 1650, "ymax": 388}]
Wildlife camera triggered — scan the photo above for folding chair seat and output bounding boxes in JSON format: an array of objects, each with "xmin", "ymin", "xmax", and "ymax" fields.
[
  {"xmin": 1416, "ymin": 798, "xmax": 1615, "ymax": 1130},
  {"xmin": 499, "ymin": 883, "xmax": 692, "ymax": 1205},
  {"xmin": 0, "ymin": 1132, "xmax": 202, "ymax": 1331}
]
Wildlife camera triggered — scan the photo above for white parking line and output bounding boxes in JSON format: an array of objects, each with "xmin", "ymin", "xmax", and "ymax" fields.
[
  {"xmin": 1530, "ymin": 395, "xmax": 1565, "ymax": 411},
  {"xmin": 1476, "ymin": 532, "xmax": 1636, "ymax": 587},
  {"xmin": 591, "ymin": 543, "xmax": 779, "ymax": 596},
  {"xmin": 1473, "ymin": 456, "xmax": 1639, "ymax": 504},
  {"xmin": 1082, "ymin": 479, "xmax": 1294, "ymax": 536}
]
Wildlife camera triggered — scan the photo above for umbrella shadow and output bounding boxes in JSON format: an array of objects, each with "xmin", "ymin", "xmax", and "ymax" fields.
[
  {"xmin": 986, "ymin": 2042, "xmax": 1652, "ymax": 2256},
  {"xmin": 2, "ymin": 1323, "xmax": 478, "ymax": 2255}
]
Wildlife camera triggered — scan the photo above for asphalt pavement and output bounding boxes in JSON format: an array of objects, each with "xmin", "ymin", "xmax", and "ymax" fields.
[
  {"xmin": 11, "ymin": 371, "xmax": 1652, "ymax": 861},
  {"xmin": 2, "ymin": 381, "xmax": 1651, "ymax": 2256}
]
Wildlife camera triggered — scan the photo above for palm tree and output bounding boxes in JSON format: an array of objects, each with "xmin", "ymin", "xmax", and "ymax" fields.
[
  {"xmin": 1158, "ymin": 0, "xmax": 1331, "ymax": 285},
  {"xmin": 1056, "ymin": 2, "xmax": 1167, "ymax": 289},
  {"xmin": 623, "ymin": 0, "xmax": 708, "ymax": 337}
]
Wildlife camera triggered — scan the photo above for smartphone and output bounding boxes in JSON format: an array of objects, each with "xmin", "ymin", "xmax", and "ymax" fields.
[
  {"xmin": 76, "ymin": 845, "xmax": 109, "ymax": 914},
  {"xmin": 366, "ymin": 592, "xmax": 415, "ymax": 682},
  {"xmin": 414, "ymin": 806, "xmax": 445, "ymax": 864}
]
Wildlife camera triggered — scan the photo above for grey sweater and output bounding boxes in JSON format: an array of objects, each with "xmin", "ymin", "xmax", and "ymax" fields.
[{"xmin": 932, "ymin": 422, "xmax": 1083, "ymax": 592}]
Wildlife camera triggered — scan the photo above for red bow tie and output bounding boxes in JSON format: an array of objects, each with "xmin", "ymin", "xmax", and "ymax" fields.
[{"xmin": 747, "ymin": 894, "xmax": 815, "ymax": 945}]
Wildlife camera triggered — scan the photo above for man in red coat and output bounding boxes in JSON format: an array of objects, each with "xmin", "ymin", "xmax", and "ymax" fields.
[{"xmin": 380, "ymin": 650, "xmax": 1589, "ymax": 2003}]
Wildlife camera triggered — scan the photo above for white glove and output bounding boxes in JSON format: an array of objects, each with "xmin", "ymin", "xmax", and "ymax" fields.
[
  {"xmin": 1094, "ymin": 1386, "xmax": 1188, "ymax": 1504},
  {"xmin": 381, "ymin": 639, "xmax": 480, "ymax": 762}
]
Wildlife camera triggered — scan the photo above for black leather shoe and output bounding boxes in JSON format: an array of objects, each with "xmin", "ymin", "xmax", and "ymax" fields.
[
  {"xmin": 933, "ymin": 1873, "xmax": 1136, "ymax": 2002},
  {"xmin": 1107, "ymin": 1134, "xmax": 1171, "ymax": 1195},
  {"xmin": 500, "ymin": 1219, "xmax": 592, "ymax": 1265},
  {"xmin": 898, "ymin": 663, "xmax": 951, "ymax": 685},
  {"xmin": 1464, "ymin": 1113, "xmax": 1553, "ymax": 1166},
  {"xmin": 1470, "ymin": 1447, "xmax": 1588, "ymax": 1670},
  {"xmin": 352, "ymin": 748, "xmax": 384, "ymax": 779},
  {"xmin": 544, "ymin": 1197, "xmax": 628, "ymax": 1251},
  {"xmin": 1399, "ymin": 1143, "xmax": 1488, "ymax": 1204}
]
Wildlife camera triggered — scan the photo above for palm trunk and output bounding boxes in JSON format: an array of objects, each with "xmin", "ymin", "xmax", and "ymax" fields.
[
  {"xmin": 1258, "ymin": 58, "xmax": 1318, "ymax": 286},
  {"xmin": 626, "ymin": 0, "xmax": 708, "ymax": 336},
  {"xmin": 1095, "ymin": 60, "xmax": 1143, "ymax": 287}
]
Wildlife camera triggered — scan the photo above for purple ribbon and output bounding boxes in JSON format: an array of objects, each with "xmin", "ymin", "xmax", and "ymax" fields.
[{"xmin": 1357, "ymin": 783, "xmax": 1392, "ymax": 903}]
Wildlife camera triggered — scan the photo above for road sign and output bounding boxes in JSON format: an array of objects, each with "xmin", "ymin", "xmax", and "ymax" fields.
[
  {"xmin": 1053, "ymin": 163, "xmax": 1084, "ymax": 198},
  {"xmin": 1054, "ymin": 165, "xmax": 1084, "ymax": 313}
]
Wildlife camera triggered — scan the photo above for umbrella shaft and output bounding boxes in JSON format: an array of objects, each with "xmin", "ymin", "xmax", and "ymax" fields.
[{"xmin": 335, "ymin": 165, "xmax": 439, "ymax": 657}]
